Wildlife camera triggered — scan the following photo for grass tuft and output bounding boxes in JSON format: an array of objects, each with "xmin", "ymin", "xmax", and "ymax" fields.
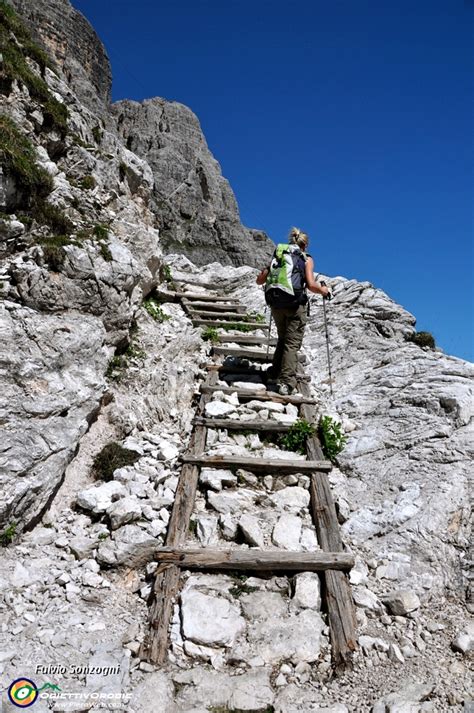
[
  {"xmin": 0, "ymin": 4, "xmax": 68, "ymax": 136},
  {"xmin": 0, "ymin": 522, "xmax": 16, "ymax": 547},
  {"xmin": 91, "ymin": 442, "xmax": 141, "ymax": 482},
  {"xmin": 0, "ymin": 115, "xmax": 53, "ymax": 208}
]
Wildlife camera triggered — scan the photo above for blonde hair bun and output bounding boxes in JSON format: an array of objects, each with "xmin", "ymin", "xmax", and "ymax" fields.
[{"xmin": 288, "ymin": 227, "xmax": 309, "ymax": 250}]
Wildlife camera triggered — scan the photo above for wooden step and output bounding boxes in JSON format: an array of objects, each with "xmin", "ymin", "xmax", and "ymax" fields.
[
  {"xmin": 216, "ymin": 334, "xmax": 277, "ymax": 346},
  {"xmin": 213, "ymin": 346, "xmax": 274, "ymax": 361},
  {"xmin": 202, "ymin": 364, "xmax": 311, "ymax": 383},
  {"xmin": 181, "ymin": 454, "xmax": 332, "ymax": 473},
  {"xmin": 193, "ymin": 319, "xmax": 270, "ymax": 330},
  {"xmin": 191, "ymin": 310, "xmax": 258, "ymax": 321},
  {"xmin": 154, "ymin": 547, "xmax": 354, "ymax": 572},
  {"xmin": 175, "ymin": 290, "xmax": 238, "ymax": 302},
  {"xmin": 200, "ymin": 384, "xmax": 317, "ymax": 405},
  {"xmin": 183, "ymin": 299, "xmax": 245, "ymax": 312},
  {"xmin": 193, "ymin": 417, "xmax": 293, "ymax": 432}
]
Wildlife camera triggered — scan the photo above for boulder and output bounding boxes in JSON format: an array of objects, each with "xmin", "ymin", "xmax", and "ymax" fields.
[{"xmin": 181, "ymin": 589, "xmax": 246, "ymax": 647}]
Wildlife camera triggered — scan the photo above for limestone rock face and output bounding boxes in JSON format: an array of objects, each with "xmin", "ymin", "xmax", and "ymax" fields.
[
  {"xmin": 10, "ymin": 0, "xmax": 112, "ymax": 117},
  {"xmin": 111, "ymin": 98, "xmax": 274, "ymax": 267},
  {"xmin": 0, "ymin": 301, "xmax": 107, "ymax": 529}
]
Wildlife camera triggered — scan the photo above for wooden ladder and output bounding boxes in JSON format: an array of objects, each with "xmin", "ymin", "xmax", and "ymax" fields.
[{"xmin": 140, "ymin": 289, "xmax": 357, "ymax": 672}]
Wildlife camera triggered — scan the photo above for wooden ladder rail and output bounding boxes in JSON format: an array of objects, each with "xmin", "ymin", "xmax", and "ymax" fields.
[
  {"xmin": 297, "ymin": 377, "xmax": 357, "ymax": 672},
  {"xmin": 141, "ymin": 369, "xmax": 219, "ymax": 663}
]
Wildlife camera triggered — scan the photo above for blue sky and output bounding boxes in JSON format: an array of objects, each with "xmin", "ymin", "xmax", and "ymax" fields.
[{"xmin": 73, "ymin": 0, "xmax": 473, "ymax": 361}]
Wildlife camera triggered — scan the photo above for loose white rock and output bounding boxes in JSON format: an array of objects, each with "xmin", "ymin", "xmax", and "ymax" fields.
[
  {"xmin": 200, "ymin": 468, "xmax": 237, "ymax": 491},
  {"xmin": 205, "ymin": 401, "xmax": 239, "ymax": 418},
  {"xmin": 76, "ymin": 481, "xmax": 127, "ymax": 514},
  {"xmin": 239, "ymin": 514, "xmax": 264, "ymax": 547},
  {"xmin": 181, "ymin": 589, "xmax": 246, "ymax": 647},
  {"xmin": 272, "ymin": 513, "xmax": 302, "ymax": 550},
  {"xmin": 291, "ymin": 572, "xmax": 322, "ymax": 611},
  {"xmin": 383, "ymin": 589, "xmax": 421, "ymax": 616},
  {"xmin": 107, "ymin": 496, "xmax": 142, "ymax": 529}
]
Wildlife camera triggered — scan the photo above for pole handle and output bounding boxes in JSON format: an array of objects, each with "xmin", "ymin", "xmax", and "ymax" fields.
[{"xmin": 320, "ymin": 281, "xmax": 332, "ymax": 301}]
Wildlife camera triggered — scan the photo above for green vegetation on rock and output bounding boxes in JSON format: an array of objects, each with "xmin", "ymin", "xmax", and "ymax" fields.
[
  {"xmin": 279, "ymin": 418, "xmax": 315, "ymax": 455},
  {"xmin": 143, "ymin": 295, "xmax": 170, "ymax": 322},
  {"xmin": 201, "ymin": 326, "xmax": 219, "ymax": 343},
  {"xmin": 0, "ymin": 115, "xmax": 53, "ymax": 206},
  {"xmin": 407, "ymin": 331, "xmax": 436, "ymax": 349},
  {"xmin": 318, "ymin": 416, "xmax": 347, "ymax": 463},
  {"xmin": 0, "ymin": 2, "xmax": 68, "ymax": 136},
  {"xmin": 0, "ymin": 522, "xmax": 16, "ymax": 547},
  {"xmin": 91, "ymin": 442, "xmax": 141, "ymax": 482}
]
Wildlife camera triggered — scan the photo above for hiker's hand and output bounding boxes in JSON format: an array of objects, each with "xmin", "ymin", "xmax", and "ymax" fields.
[{"xmin": 320, "ymin": 281, "xmax": 331, "ymax": 299}]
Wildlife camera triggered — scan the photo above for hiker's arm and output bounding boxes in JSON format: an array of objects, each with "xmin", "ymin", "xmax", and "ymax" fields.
[
  {"xmin": 305, "ymin": 258, "xmax": 330, "ymax": 296},
  {"xmin": 256, "ymin": 267, "xmax": 269, "ymax": 285}
]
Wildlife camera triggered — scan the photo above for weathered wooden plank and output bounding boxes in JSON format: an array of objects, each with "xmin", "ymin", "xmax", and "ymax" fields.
[
  {"xmin": 215, "ymin": 334, "xmax": 278, "ymax": 346},
  {"xmin": 182, "ymin": 299, "xmax": 245, "ymax": 312},
  {"xmin": 191, "ymin": 309, "xmax": 256, "ymax": 320},
  {"xmin": 175, "ymin": 290, "xmax": 238, "ymax": 302},
  {"xmin": 192, "ymin": 319, "xmax": 270, "ymax": 330},
  {"xmin": 154, "ymin": 547, "xmax": 354, "ymax": 571},
  {"xmin": 202, "ymin": 363, "xmax": 311, "ymax": 383},
  {"xmin": 193, "ymin": 417, "xmax": 293, "ymax": 432},
  {"xmin": 181, "ymin": 453, "xmax": 332, "ymax": 473},
  {"xmin": 142, "ymin": 371, "xmax": 218, "ymax": 664},
  {"xmin": 297, "ymin": 378, "xmax": 357, "ymax": 672},
  {"xmin": 201, "ymin": 384, "xmax": 317, "ymax": 405},
  {"xmin": 212, "ymin": 345, "xmax": 274, "ymax": 361}
]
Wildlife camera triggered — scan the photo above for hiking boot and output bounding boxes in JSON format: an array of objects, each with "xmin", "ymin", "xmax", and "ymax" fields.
[{"xmin": 276, "ymin": 382, "xmax": 293, "ymax": 396}]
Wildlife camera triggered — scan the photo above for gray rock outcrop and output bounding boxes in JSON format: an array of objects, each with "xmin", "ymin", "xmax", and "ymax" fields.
[
  {"xmin": 9, "ymin": 0, "xmax": 112, "ymax": 117},
  {"xmin": 111, "ymin": 98, "xmax": 274, "ymax": 267}
]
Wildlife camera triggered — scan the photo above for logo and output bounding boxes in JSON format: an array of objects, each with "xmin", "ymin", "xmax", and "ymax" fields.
[{"xmin": 7, "ymin": 679, "xmax": 61, "ymax": 708}]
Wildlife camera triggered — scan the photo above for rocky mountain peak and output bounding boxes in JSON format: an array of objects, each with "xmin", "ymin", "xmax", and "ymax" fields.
[
  {"xmin": 9, "ymin": 0, "xmax": 112, "ymax": 116},
  {"xmin": 112, "ymin": 97, "xmax": 274, "ymax": 267}
]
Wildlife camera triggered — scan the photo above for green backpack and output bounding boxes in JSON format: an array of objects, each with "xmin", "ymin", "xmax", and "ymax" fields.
[{"xmin": 265, "ymin": 243, "xmax": 308, "ymax": 307}]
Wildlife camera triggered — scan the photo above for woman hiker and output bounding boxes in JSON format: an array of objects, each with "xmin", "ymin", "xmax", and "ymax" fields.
[{"xmin": 256, "ymin": 227, "xmax": 330, "ymax": 395}]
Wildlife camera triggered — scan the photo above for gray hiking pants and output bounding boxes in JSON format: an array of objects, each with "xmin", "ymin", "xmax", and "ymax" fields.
[{"xmin": 271, "ymin": 304, "xmax": 307, "ymax": 388}]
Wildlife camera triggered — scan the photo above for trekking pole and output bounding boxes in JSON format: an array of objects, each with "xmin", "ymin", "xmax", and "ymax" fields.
[{"xmin": 320, "ymin": 281, "xmax": 333, "ymax": 396}]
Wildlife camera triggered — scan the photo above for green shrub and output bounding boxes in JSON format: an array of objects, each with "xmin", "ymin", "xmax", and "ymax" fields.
[
  {"xmin": 407, "ymin": 331, "xmax": 435, "ymax": 349},
  {"xmin": 91, "ymin": 442, "xmax": 141, "ymax": 482},
  {"xmin": 106, "ymin": 355, "xmax": 126, "ymax": 380},
  {"xmin": 0, "ymin": 6, "xmax": 67, "ymax": 135},
  {"xmin": 161, "ymin": 264, "xmax": 173, "ymax": 283},
  {"xmin": 93, "ymin": 224, "xmax": 109, "ymax": 240},
  {"xmin": 106, "ymin": 343, "xmax": 145, "ymax": 380},
  {"xmin": 79, "ymin": 175, "xmax": 96, "ymax": 190},
  {"xmin": 39, "ymin": 235, "xmax": 71, "ymax": 271},
  {"xmin": 201, "ymin": 326, "xmax": 219, "ymax": 344},
  {"xmin": 247, "ymin": 311, "xmax": 266, "ymax": 324},
  {"xmin": 91, "ymin": 125, "xmax": 103, "ymax": 144},
  {"xmin": 318, "ymin": 416, "xmax": 347, "ymax": 463},
  {"xmin": 99, "ymin": 242, "xmax": 112, "ymax": 261},
  {"xmin": 143, "ymin": 296, "xmax": 170, "ymax": 322},
  {"xmin": 0, "ymin": 522, "xmax": 16, "ymax": 547},
  {"xmin": 279, "ymin": 418, "xmax": 315, "ymax": 455},
  {"xmin": 222, "ymin": 322, "xmax": 254, "ymax": 333},
  {"xmin": 125, "ymin": 343, "xmax": 146, "ymax": 360},
  {"xmin": 0, "ymin": 115, "xmax": 53, "ymax": 206},
  {"xmin": 33, "ymin": 202, "xmax": 74, "ymax": 235}
]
